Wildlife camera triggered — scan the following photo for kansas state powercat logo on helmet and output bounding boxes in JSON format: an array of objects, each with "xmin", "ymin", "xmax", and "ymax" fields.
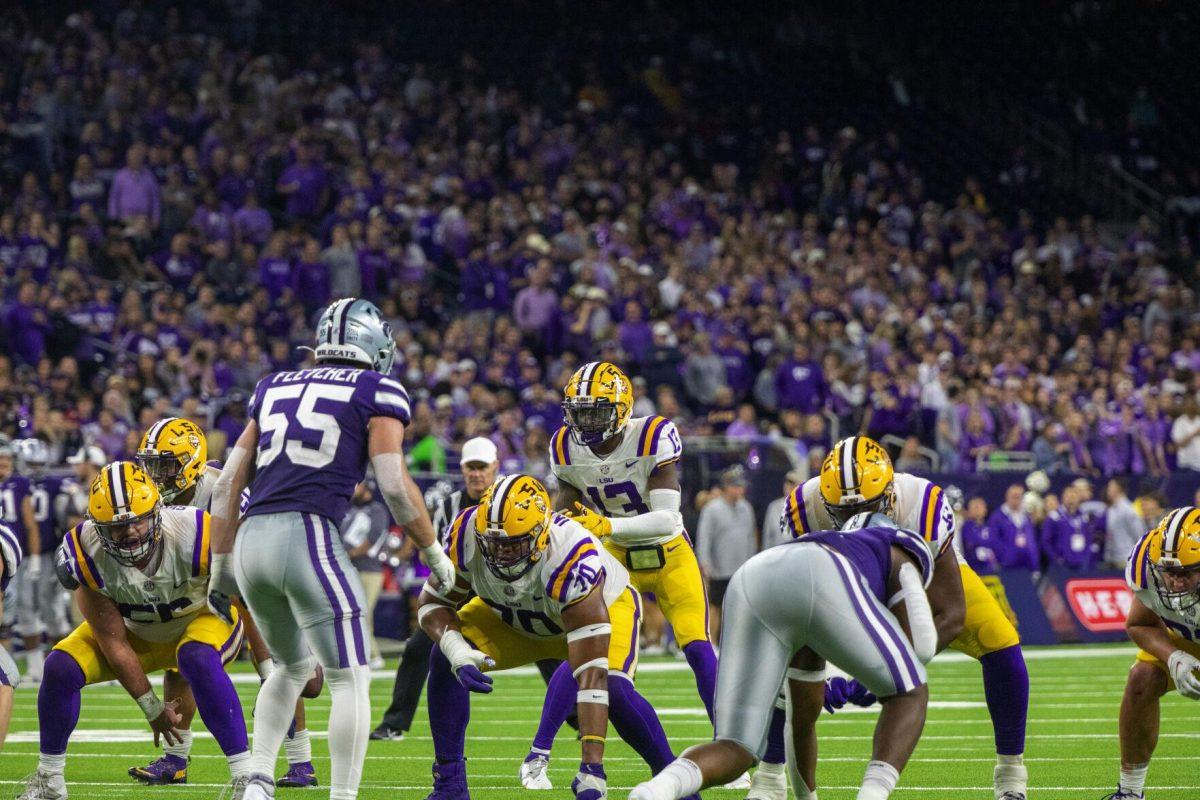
[{"xmin": 312, "ymin": 298, "xmax": 396, "ymax": 374}]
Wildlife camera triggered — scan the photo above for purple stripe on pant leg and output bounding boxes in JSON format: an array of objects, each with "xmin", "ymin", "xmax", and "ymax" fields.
[
  {"xmin": 621, "ymin": 589, "xmax": 641, "ymax": 674},
  {"xmin": 304, "ymin": 513, "xmax": 349, "ymax": 668},
  {"xmin": 827, "ymin": 551, "xmax": 907, "ymax": 692},
  {"xmin": 321, "ymin": 517, "xmax": 366, "ymax": 665},
  {"xmin": 192, "ymin": 509, "xmax": 205, "ymax": 576},
  {"xmin": 831, "ymin": 551, "xmax": 922, "ymax": 690}
]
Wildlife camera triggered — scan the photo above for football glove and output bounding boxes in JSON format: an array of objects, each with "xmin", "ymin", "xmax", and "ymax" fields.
[
  {"xmin": 823, "ymin": 677, "xmax": 877, "ymax": 713},
  {"xmin": 566, "ymin": 502, "xmax": 612, "ymax": 538},
  {"xmin": 440, "ymin": 629, "xmax": 495, "ymax": 693},
  {"xmin": 421, "ymin": 543, "xmax": 458, "ymax": 592},
  {"xmin": 1167, "ymin": 650, "xmax": 1200, "ymax": 700},
  {"xmin": 206, "ymin": 552, "xmax": 239, "ymax": 625},
  {"xmin": 572, "ymin": 763, "xmax": 607, "ymax": 800}
]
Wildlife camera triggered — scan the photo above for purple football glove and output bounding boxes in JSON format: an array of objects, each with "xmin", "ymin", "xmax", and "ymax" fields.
[
  {"xmin": 823, "ymin": 677, "xmax": 877, "ymax": 713},
  {"xmin": 455, "ymin": 664, "xmax": 494, "ymax": 693}
]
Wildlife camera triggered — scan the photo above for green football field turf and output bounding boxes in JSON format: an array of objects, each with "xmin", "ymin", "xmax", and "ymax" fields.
[{"xmin": 1, "ymin": 644, "xmax": 1197, "ymax": 799}]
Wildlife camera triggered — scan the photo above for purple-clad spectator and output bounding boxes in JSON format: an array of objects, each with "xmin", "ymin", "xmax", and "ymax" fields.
[
  {"xmin": 617, "ymin": 301, "xmax": 654, "ymax": 367},
  {"xmin": 217, "ymin": 152, "xmax": 258, "ymax": 209},
  {"xmin": 276, "ymin": 140, "xmax": 330, "ymax": 220},
  {"xmin": 960, "ymin": 497, "xmax": 1002, "ymax": 574},
  {"xmin": 775, "ymin": 342, "xmax": 825, "ymax": 414},
  {"xmin": 357, "ymin": 228, "xmax": 393, "ymax": 302},
  {"xmin": 960, "ymin": 412, "xmax": 996, "ymax": 471},
  {"xmin": 149, "ymin": 233, "xmax": 201, "ymax": 290},
  {"xmin": 107, "ymin": 143, "xmax": 161, "ymax": 229},
  {"xmin": 5, "ymin": 282, "xmax": 50, "ymax": 364},
  {"xmin": 683, "ymin": 332, "xmax": 727, "ymax": 408},
  {"xmin": 513, "ymin": 259, "xmax": 559, "ymax": 340},
  {"xmin": 232, "ymin": 191, "xmax": 273, "ymax": 246},
  {"xmin": 714, "ymin": 328, "xmax": 752, "ymax": 400},
  {"xmin": 1040, "ymin": 485, "xmax": 1096, "ymax": 570},
  {"xmin": 190, "ymin": 189, "xmax": 233, "ymax": 243},
  {"xmin": 257, "ymin": 234, "xmax": 293, "ymax": 299},
  {"xmin": 988, "ymin": 484, "xmax": 1040, "ymax": 571},
  {"xmin": 292, "ymin": 238, "xmax": 331, "ymax": 313}
]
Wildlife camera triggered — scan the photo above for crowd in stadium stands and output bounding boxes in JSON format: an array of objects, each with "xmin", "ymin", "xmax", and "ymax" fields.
[{"xmin": 0, "ymin": 5, "xmax": 1198, "ymax": 538}]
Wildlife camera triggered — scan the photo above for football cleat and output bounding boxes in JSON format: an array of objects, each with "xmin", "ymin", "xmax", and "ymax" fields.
[
  {"xmin": 1100, "ymin": 791, "xmax": 1143, "ymax": 800},
  {"xmin": 520, "ymin": 753, "xmax": 553, "ymax": 790},
  {"xmin": 369, "ymin": 724, "xmax": 404, "ymax": 741},
  {"xmin": 723, "ymin": 772, "xmax": 752, "ymax": 790},
  {"xmin": 15, "ymin": 771, "xmax": 67, "ymax": 800},
  {"xmin": 238, "ymin": 774, "xmax": 276, "ymax": 800},
  {"xmin": 278, "ymin": 761, "xmax": 318, "ymax": 788},
  {"xmin": 997, "ymin": 794, "xmax": 1027, "ymax": 800},
  {"xmin": 128, "ymin": 754, "xmax": 188, "ymax": 784},
  {"xmin": 425, "ymin": 760, "xmax": 470, "ymax": 800},
  {"xmin": 745, "ymin": 762, "xmax": 788, "ymax": 800}
]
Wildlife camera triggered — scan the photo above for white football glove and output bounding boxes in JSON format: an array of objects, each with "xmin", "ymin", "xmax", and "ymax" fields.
[
  {"xmin": 1167, "ymin": 650, "xmax": 1200, "ymax": 700},
  {"xmin": 206, "ymin": 552, "xmax": 239, "ymax": 625},
  {"xmin": 421, "ymin": 544, "xmax": 457, "ymax": 592}
]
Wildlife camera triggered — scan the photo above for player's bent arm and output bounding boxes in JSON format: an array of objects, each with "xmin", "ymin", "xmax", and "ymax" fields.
[
  {"xmin": 1125, "ymin": 595, "xmax": 1178, "ymax": 664},
  {"xmin": 554, "ymin": 480, "xmax": 585, "ymax": 513},
  {"xmin": 605, "ymin": 461, "xmax": 685, "ymax": 546},
  {"xmin": 561, "ymin": 585, "xmax": 612, "ymax": 767},
  {"xmin": 207, "ymin": 422, "xmax": 257, "ymax": 622},
  {"xmin": 924, "ymin": 545, "xmax": 966, "ymax": 650}
]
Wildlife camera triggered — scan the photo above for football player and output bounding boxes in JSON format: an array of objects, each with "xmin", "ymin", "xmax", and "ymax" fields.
[
  {"xmin": 629, "ymin": 512, "xmax": 938, "ymax": 800},
  {"xmin": 14, "ymin": 439, "xmax": 71, "ymax": 683},
  {"xmin": 1, "ymin": 520, "xmax": 23, "ymax": 751},
  {"xmin": 522, "ymin": 361, "xmax": 737, "ymax": 788},
  {"xmin": 207, "ymin": 297, "xmax": 455, "ymax": 800},
  {"xmin": 0, "ymin": 440, "xmax": 41, "ymax": 680},
  {"xmin": 1103, "ymin": 507, "xmax": 1200, "ymax": 800},
  {"xmin": 420, "ymin": 474, "xmax": 690, "ymax": 800},
  {"xmin": 766, "ymin": 436, "xmax": 1027, "ymax": 800},
  {"xmin": 17, "ymin": 462, "xmax": 250, "ymax": 800},
  {"xmin": 128, "ymin": 417, "xmax": 320, "ymax": 788}
]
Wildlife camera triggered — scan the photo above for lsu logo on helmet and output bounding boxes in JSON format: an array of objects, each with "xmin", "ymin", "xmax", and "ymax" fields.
[
  {"xmin": 562, "ymin": 361, "xmax": 633, "ymax": 446},
  {"xmin": 819, "ymin": 436, "xmax": 896, "ymax": 526},
  {"xmin": 1145, "ymin": 507, "xmax": 1200, "ymax": 612},
  {"xmin": 137, "ymin": 417, "xmax": 208, "ymax": 503},
  {"xmin": 88, "ymin": 461, "xmax": 163, "ymax": 567},
  {"xmin": 475, "ymin": 474, "xmax": 552, "ymax": 581}
]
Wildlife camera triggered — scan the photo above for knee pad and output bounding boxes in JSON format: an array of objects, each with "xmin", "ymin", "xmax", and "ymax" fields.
[{"xmin": 43, "ymin": 650, "xmax": 86, "ymax": 692}]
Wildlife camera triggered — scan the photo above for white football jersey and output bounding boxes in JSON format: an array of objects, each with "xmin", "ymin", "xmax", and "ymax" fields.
[
  {"xmin": 780, "ymin": 472, "xmax": 954, "ymax": 560},
  {"xmin": 1126, "ymin": 531, "xmax": 1200, "ymax": 640},
  {"xmin": 441, "ymin": 506, "xmax": 630, "ymax": 638},
  {"xmin": 190, "ymin": 466, "xmax": 220, "ymax": 511},
  {"xmin": 59, "ymin": 506, "xmax": 214, "ymax": 643},
  {"xmin": 549, "ymin": 415, "xmax": 683, "ymax": 546}
]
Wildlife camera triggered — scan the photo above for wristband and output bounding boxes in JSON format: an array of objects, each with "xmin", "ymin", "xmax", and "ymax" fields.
[
  {"xmin": 572, "ymin": 657, "xmax": 609, "ymax": 678},
  {"xmin": 567, "ymin": 623, "xmax": 612, "ymax": 642},
  {"xmin": 577, "ymin": 689, "xmax": 609, "ymax": 705},
  {"xmin": 136, "ymin": 690, "xmax": 165, "ymax": 720}
]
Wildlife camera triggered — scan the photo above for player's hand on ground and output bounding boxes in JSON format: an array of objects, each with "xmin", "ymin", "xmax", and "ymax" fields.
[
  {"xmin": 1168, "ymin": 650, "xmax": 1200, "ymax": 699},
  {"xmin": 150, "ymin": 700, "xmax": 184, "ymax": 747},
  {"xmin": 571, "ymin": 763, "xmax": 607, "ymax": 800},
  {"xmin": 565, "ymin": 502, "xmax": 612, "ymax": 538},
  {"xmin": 455, "ymin": 663, "xmax": 494, "ymax": 693}
]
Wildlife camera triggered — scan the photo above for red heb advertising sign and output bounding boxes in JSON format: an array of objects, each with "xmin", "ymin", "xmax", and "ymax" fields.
[{"xmin": 1064, "ymin": 578, "xmax": 1134, "ymax": 632}]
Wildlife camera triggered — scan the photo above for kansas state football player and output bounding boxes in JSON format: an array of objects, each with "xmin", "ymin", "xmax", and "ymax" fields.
[{"xmin": 207, "ymin": 298, "xmax": 455, "ymax": 800}]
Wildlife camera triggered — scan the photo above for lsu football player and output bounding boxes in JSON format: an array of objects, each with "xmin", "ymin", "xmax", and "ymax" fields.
[
  {"xmin": 128, "ymin": 418, "xmax": 320, "ymax": 789},
  {"xmin": 420, "ymin": 474, "xmax": 691, "ymax": 800},
  {"xmin": 17, "ymin": 462, "xmax": 250, "ymax": 800},
  {"xmin": 1103, "ymin": 508, "xmax": 1200, "ymax": 800},
  {"xmin": 1, "ymin": 520, "xmax": 23, "ymax": 751},
  {"xmin": 518, "ymin": 361, "xmax": 733, "ymax": 789},
  {"xmin": 768, "ymin": 436, "xmax": 1028, "ymax": 800}
]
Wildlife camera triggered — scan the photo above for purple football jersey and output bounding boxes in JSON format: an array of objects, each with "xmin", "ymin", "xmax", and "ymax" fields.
[
  {"xmin": 0, "ymin": 475, "xmax": 32, "ymax": 546},
  {"xmin": 781, "ymin": 525, "xmax": 934, "ymax": 603},
  {"xmin": 31, "ymin": 474, "xmax": 66, "ymax": 553},
  {"xmin": 243, "ymin": 366, "xmax": 411, "ymax": 524}
]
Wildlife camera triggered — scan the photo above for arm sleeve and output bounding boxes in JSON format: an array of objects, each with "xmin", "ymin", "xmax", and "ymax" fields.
[{"xmin": 608, "ymin": 489, "xmax": 684, "ymax": 545}]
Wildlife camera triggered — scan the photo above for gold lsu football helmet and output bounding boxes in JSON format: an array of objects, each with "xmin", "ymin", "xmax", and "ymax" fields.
[
  {"xmin": 1148, "ymin": 506, "xmax": 1200, "ymax": 612},
  {"xmin": 562, "ymin": 361, "xmax": 633, "ymax": 447},
  {"xmin": 89, "ymin": 461, "xmax": 163, "ymax": 566},
  {"xmin": 819, "ymin": 435, "xmax": 896, "ymax": 527},
  {"xmin": 475, "ymin": 474, "xmax": 553, "ymax": 581},
  {"xmin": 136, "ymin": 417, "xmax": 208, "ymax": 503}
]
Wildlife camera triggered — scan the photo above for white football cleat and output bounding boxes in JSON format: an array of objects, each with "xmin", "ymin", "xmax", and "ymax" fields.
[
  {"xmin": 16, "ymin": 771, "xmax": 67, "ymax": 800},
  {"xmin": 746, "ymin": 762, "xmax": 788, "ymax": 800},
  {"xmin": 520, "ymin": 754, "xmax": 553, "ymax": 789},
  {"xmin": 723, "ymin": 771, "xmax": 752, "ymax": 790}
]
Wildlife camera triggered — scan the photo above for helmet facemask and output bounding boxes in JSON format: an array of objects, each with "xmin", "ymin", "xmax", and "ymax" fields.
[
  {"xmin": 135, "ymin": 449, "xmax": 187, "ymax": 503},
  {"xmin": 476, "ymin": 518, "xmax": 546, "ymax": 582},
  {"xmin": 1151, "ymin": 561, "xmax": 1200, "ymax": 613},
  {"xmin": 94, "ymin": 506, "xmax": 162, "ymax": 567},
  {"xmin": 563, "ymin": 397, "xmax": 619, "ymax": 447},
  {"xmin": 824, "ymin": 482, "xmax": 896, "ymax": 529}
]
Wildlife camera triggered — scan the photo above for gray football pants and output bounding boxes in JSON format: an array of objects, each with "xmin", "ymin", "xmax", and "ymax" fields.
[
  {"xmin": 234, "ymin": 511, "xmax": 370, "ymax": 670},
  {"xmin": 714, "ymin": 543, "xmax": 926, "ymax": 758},
  {"xmin": 16, "ymin": 559, "xmax": 70, "ymax": 638}
]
